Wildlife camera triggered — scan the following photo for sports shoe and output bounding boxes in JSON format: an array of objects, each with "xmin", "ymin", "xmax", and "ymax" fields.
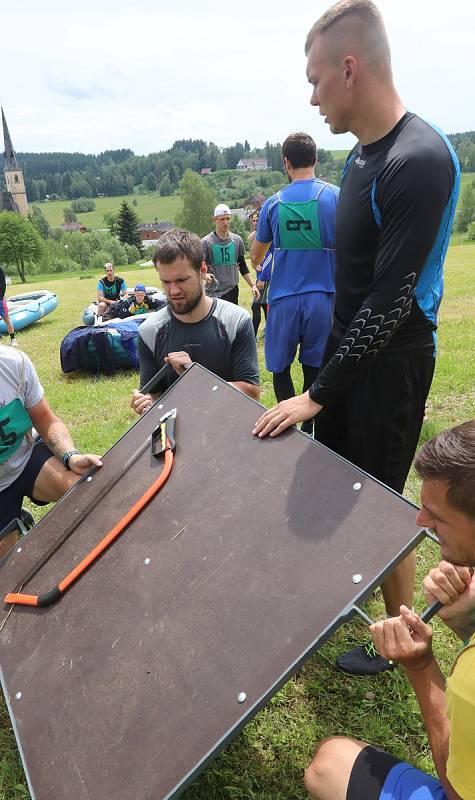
[
  {"xmin": 20, "ymin": 508, "xmax": 35, "ymax": 532},
  {"xmin": 336, "ymin": 641, "xmax": 397, "ymax": 676},
  {"xmin": 11, "ymin": 338, "xmax": 18, "ymax": 347}
]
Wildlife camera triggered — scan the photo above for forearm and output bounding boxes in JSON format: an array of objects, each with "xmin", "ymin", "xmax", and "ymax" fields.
[
  {"xmin": 238, "ymin": 254, "xmax": 250, "ymax": 277},
  {"xmin": 229, "ymin": 381, "xmax": 260, "ymax": 400},
  {"xmin": 39, "ymin": 417, "xmax": 76, "ymax": 460},
  {"xmin": 405, "ymin": 660, "xmax": 457, "ymax": 797},
  {"xmin": 243, "ymin": 273, "xmax": 256, "ymax": 289}
]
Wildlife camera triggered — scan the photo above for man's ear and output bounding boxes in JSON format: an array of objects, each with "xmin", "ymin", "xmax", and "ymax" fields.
[
  {"xmin": 200, "ymin": 262, "xmax": 208, "ymax": 277},
  {"xmin": 343, "ymin": 55, "xmax": 358, "ymax": 87}
]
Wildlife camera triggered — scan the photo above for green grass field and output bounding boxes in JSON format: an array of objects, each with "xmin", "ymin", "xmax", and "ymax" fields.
[
  {"xmin": 1, "ymin": 244, "xmax": 475, "ymax": 799},
  {"xmin": 35, "ymin": 193, "xmax": 182, "ymax": 229}
]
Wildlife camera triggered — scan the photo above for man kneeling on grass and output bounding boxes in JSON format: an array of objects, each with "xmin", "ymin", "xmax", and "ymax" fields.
[
  {"xmin": 0, "ymin": 345, "xmax": 102, "ymax": 556},
  {"xmin": 305, "ymin": 421, "xmax": 475, "ymax": 800}
]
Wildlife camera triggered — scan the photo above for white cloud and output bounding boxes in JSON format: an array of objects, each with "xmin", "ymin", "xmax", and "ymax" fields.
[{"xmin": 1, "ymin": 0, "xmax": 472, "ymax": 154}]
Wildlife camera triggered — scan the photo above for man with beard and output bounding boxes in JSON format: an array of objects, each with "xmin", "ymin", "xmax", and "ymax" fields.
[
  {"xmin": 131, "ymin": 229, "xmax": 260, "ymax": 414},
  {"xmin": 304, "ymin": 420, "xmax": 475, "ymax": 800}
]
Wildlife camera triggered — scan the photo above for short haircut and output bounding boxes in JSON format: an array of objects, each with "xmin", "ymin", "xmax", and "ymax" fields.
[
  {"xmin": 305, "ymin": 0, "xmax": 391, "ymax": 78},
  {"xmin": 153, "ymin": 229, "xmax": 204, "ymax": 272},
  {"xmin": 282, "ymin": 133, "xmax": 317, "ymax": 169},
  {"xmin": 415, "ymin": 420, "xmax": 475, "ymax": 519}
]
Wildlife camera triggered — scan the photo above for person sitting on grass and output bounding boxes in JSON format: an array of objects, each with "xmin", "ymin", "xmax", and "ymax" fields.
[
  {"xmin": 117, "ymin": 284, "xmax": 166, "ymax": 318},
  {"xmin": 0, "ymin": 264, "xmax": 18, "ymax": 347},
  {"xmin": 96, "ymin": 262, "xmax": 127, "ymax": 317},
  {"xmin": 304, "ymin": 420, "xmax": 475, "ymax": 800},
  {"xmin": 0, "ymin": 344, "xmax": 102, "ymax": 557}
]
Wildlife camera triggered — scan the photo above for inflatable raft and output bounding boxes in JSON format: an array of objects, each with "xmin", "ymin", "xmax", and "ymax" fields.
[{"xmin": 0, "ymin": 290, "xmax": 58, "ymax": 334}]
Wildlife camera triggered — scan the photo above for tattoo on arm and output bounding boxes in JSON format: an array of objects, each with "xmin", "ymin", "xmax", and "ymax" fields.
[{"xmin": 45, "ymin": 428, "xmax": 74, "ymax": 460}]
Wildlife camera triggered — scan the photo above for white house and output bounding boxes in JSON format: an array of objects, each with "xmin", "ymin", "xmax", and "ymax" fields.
[{"xmin": 236, "ymin": 158, "xmax": 269, "ymax": 172}]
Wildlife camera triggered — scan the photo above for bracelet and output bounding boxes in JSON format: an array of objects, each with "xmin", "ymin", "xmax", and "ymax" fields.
[{"xmin": 62, "ymin": 450, "xmax": 80, "ymax": 470}]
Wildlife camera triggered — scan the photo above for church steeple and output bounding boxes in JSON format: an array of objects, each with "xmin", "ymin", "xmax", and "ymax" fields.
[
  {"xmin": 1, "ymin": 107, "xmax": 28, "ymax": 217},
  {"xmin": 2, "ymin": 107, "xmax": 18, "ymax": 171}
]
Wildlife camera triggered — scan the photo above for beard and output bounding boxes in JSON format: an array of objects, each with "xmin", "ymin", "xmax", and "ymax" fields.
[{"xmin": 167, "ymin": 286, "xmax": 203, "ymax": 316}]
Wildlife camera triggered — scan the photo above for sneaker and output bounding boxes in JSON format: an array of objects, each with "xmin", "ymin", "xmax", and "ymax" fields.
[
  {"xmin": 11, "ymin": 338, "xmax": 18, "ymax": 347},
  {"xmin": 336, "ymin": 641, "xmax": 397, "ymax": 676},
  {"xmin": 19, "ymin": 508, "xmax": 35, "ymax": 532}
]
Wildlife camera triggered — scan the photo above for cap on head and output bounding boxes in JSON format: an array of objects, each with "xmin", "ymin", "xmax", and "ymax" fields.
[
  {"xmin": 214, "ymin": 204, "xmax": 231, "ymax": 218},
  {"xmin": 105, "ymin": 262, "xmax": 114, "ymax": 269},
  {"xmin": 134, "ymin": 283, "xmax": 146, "ymax": 292}
]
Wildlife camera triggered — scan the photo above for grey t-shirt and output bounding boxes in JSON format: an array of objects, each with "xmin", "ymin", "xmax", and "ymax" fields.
[
  {"xmin": 201, "ymin": 231, "xmax": 246, "ymax": 297},
  {"xmin": 138, "ymin": 298, "xmax": 260, "ymax": 393},
  {"xmin": 0, "ymin": 346, "xmax": 44, "ymax": 492}
]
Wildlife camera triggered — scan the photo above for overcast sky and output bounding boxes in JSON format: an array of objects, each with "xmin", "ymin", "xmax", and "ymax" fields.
[{"xmin": 1, "ymin": 0, "xmax": 473, "ymax": 157}]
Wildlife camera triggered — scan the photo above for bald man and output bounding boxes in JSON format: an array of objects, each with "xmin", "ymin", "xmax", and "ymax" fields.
[{"xmin": 253, "ymin": 0, "xmax": 460, "ymax": 675}]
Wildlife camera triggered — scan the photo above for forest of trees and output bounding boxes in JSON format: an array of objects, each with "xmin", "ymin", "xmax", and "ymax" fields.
[
  {"xmin": 0, "ymin": 131, "xmax": 472, "ymax": 209},
  {"xmin": 0, "ymin": 139, "xmax": 338, "ymax": 203}
]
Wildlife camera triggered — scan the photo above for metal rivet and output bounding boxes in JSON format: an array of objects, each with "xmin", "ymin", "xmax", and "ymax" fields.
[
  {"xmin": 144, "ymin": 558, "xmax": 151, "ymax": 566},
  {"xmin": 237, "ymin": 692, "xmax": 246, "ymax": 703},
  {"xmin": 15, "ymin": 692, "xmax": 22, "ymax": 700},
  {"xmin": 352, "ymin": 574, "xmax": 362, "ymax": 584},
  {"xmin": 352, "ymin": 482, "xmax": 361, "ymax": 491},
  {"xmin": 16, "ymin": 547, "xmax": 22, "ymax": 553},
  {"xmin": 86, "ymin": 476, "xmax": 92, "ymax": 482},
  {"xmin": 212, "ymin": 386, "xmax": 218, "ymax": 391}
]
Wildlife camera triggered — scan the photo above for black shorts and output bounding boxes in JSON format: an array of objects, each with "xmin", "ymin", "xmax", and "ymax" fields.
[
  {"xmin": 314, "ymin": 351, "xmax": 435, "ymax": 493},
  {"xmin": 0, "ymin": 440, "xmax": 53, "ymax": 531},
  {"xmin": 221, "ymin": 286, "xmax": 239, "ymax": 305},
  {"xmin": 347, "ymin": 746, "xmax": 401, "ymax": 800},
  {"xmin": 347, "ymin": 745, "xmax": 446, "ymax": 800}
]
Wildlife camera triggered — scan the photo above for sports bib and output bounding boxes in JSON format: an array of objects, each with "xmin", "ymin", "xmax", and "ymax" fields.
[
  {"xmin": 211, "ymin": 241, "xmax": 236, "ymax": 267},
  {"xmin": 278, "ymin": 197, "xmax": 322, "ymax": 251},
  {"xmin": 0, "ymin": 397, "xmax": 33, "ymax": 464}
]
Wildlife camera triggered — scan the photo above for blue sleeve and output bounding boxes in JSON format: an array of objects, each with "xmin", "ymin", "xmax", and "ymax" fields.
[
  {"xmin": 256, "ymin": 198, "xmax": 273, "ymax": 244},
  {"xmin": 259, "ymin": 245, "xmax": 274, "ymax": 282},
  {"xmin": 121, "ymin": 279, "xmax": 127, "ymax": 292},
  {"xmin": 318, "ymin": 185, "xmax": 339, "ymax": 249},
  {"xmin": 97, "ymin": 279, "xmax": 104, "ymax": 291}
]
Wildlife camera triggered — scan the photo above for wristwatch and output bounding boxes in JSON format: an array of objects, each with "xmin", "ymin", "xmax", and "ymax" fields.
[{"xmin": 62, "ymin": 450, "xmax": 80, "ymax": 470}]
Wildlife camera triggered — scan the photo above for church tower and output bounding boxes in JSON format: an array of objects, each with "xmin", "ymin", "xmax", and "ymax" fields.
[{"xmin": 2, "ymin": 107, "xmax": 29, "ymax": 217}]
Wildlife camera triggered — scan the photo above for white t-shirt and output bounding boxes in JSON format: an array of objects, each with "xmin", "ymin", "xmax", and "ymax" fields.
[{"xmin": 0, "ymin": 346, "xmax": 44, "ymax": 492}]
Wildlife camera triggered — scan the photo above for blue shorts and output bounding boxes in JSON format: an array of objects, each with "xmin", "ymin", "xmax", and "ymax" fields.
[
  {"xmin": 347, "ymin": 746, "xmax": 447, "ymax": 800},
  {"xmin": 264, "ymin": 292, "xmax": 333, "ymax": 373},
  {"xmin": 0, "ymin": 298, "xmax": 8, "ymax": 318}
]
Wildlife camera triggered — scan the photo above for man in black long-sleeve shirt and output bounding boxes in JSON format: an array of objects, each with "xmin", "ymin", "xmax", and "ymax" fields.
[
  {"xmin": 253, "ymin": 0, "xmax": 460, "ymax": 676},
  {"xmin": 201, "ymin": 204, "xmax": 260, "ymax": 305}
]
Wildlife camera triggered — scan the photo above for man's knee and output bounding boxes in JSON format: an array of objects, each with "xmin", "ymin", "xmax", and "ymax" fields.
[
  {"xmin": 304, "ymin": 736, "xmax": 362, "ymax": 800},
  {"xmin": 305, "ymin": 737, "xmax": 341, "ymax": 796}
]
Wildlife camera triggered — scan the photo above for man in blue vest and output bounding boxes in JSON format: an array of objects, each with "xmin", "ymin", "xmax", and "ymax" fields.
[{"xmin": 250, "ymin": 133, "xmax": 338, "ymax": 434}]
